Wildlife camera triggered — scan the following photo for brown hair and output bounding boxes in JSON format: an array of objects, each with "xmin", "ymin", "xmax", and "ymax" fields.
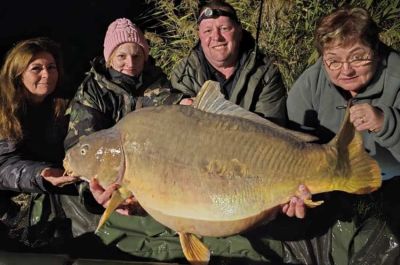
[
  {"xmin": 314, "ymin": 6, "xmax": 380, "ymax": 55},
  {"xmin": 0, "ymin": 37, "xmax": 67, "ymax": 140}
]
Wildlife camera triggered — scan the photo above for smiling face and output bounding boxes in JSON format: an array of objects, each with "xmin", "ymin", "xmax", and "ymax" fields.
[
  {"xmin": 21, "ymin": 51, "xmax": 58, "ymax": 103},
  {"xmin": 109, "ymin": 42, "xmax": 145, "ymax": 77},
  {"xmin": 198, "ymin": 15, "xmax": 242, "ymax": 69},
  {"xmin": 323, "ymin": 41, "xmax": 378, "ymax": 97}
]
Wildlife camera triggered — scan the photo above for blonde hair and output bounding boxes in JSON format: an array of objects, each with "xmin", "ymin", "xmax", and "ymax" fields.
[{"xmin": 0, "ymin": 37, "xmax": 67, "ymax": 141}]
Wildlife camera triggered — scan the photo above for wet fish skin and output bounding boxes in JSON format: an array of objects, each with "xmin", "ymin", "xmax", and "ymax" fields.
[{"xmin": 63, "ymin": 80, "xmax": 381, "ymax": 264}]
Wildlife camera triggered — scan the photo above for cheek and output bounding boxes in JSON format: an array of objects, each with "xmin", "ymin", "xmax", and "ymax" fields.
[
  {"xmin": 360, "ymin": 68, "xmax": 375, "ymax": 81},
  {"xmin": 21, "ymin": 74, "xmax": 35, "ymax": 89},
  {"xmin": 200, "ymin": 35, "xmax": 211, "ymax": 47},
  {"xmin": 111, "ymin": 58, "xmax": 123, "ymax": 69}
]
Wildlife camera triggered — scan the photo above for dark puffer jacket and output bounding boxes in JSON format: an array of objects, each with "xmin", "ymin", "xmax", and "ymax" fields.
[{"xmin": 0, "ymin": 98, "xmax": 72, "ymax": 250}]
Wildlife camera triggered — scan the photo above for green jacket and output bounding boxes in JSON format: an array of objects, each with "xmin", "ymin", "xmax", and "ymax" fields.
[
  {"xmin": 170, "ymin": 30, "xmax": 288, "ymax": 126},
  {"xmin": 286, "ymin": 46, "xmax": 400, "ymax": 265}
]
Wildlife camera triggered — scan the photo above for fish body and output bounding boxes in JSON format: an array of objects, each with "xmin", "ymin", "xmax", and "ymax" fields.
[{"xmin": 64, "ymin": 81, "xmax": 381, "ymax": 264}]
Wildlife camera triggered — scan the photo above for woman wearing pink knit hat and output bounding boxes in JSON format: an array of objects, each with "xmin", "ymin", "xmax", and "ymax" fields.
[
  {"xmin": 61, "ymin": 17, "xmax": 183, "ymax": 251},
  {"xmin": 65, "ymin": 17, "xmax": 183, "ymax": 149}
]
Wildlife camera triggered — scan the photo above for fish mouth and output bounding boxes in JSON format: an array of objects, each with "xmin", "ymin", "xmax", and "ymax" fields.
[
  {"xmin": 62, "ymin": 155, "xmax": 74, "ymax": 176},
  {"xmin": 63, "ymin": 169, "xmax": 74, "ymax": 177}
]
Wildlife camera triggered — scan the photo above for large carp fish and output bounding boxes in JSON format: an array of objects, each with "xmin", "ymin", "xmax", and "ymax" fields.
[{"xmin": 63, "ymin": 80, "xmax": 381, "ymax": 265}]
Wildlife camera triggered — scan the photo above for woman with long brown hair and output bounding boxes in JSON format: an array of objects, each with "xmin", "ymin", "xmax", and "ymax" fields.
[{"xmin": 0, "ymin": 37, "xmax": 77, "ymax": 250}]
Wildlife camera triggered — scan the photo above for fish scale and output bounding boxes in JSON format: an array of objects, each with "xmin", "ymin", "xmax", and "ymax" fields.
[{"xmin": 64, "ymin": 80, "xmax": 381, "ymax": 265}]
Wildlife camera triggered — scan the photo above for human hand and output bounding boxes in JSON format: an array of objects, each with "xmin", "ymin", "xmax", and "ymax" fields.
[
  {"xmin": 180, "ymin": 98, "xmax": 194, "ymax": 105},
  {"xmin": 41, "ymin": 167, "xmax": 79, "ymax": 187},
  {"xmin": 89, "ymin": 178, "xmax": 144, "ymax": 216},
  {"xmin": 349, "ymin": 103, "xmax": 384, "ymax": 133},
  {"xmin": 281, "ymin": 184, "xmax": 311, "ymax": 219}
]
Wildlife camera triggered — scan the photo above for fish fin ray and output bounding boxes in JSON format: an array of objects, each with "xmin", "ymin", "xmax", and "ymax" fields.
[
  {"xmin": 329, "ymin": 101, "xmax": 382, "ymax": 194},
  {"xmin": 178, "ymin": 232, "xmax": 210, "ymax": 265},
  {"xmin": 193, "ymin": 80, "xmax": 317, "ymax": 142},
  {"xmin": 304, "ymin": 199, "xmax": 324, "ymax": 208},
  {"xmin": 96, "ymin": 190, "xmax": 125, "ymax": 233}
]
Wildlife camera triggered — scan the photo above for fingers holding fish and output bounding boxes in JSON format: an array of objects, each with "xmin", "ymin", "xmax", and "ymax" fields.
[
  {"xmin": 41, "ymin": 167, "xmax": 79, "ymax": 187},
  {"xmin": 282, "ymin": 184, "xmax": 311, "ymax": 219},
  {"xmin": 349, "ymin": 103, "xmax": 384, "ymax": 132},
  {"xmin": 179, "ymin": 97, "xmax": 195, "ymax": 106},
  {"xmin": 116, "ymin": 196, "xmax": 147, "ymax": 216},
  {"xmin": 89, "ymin": 178, "xmax": 143, "ymax": 216},
  {"xmin": 89, "ymin": 177, "xmax": 120, "ymax": 206}
]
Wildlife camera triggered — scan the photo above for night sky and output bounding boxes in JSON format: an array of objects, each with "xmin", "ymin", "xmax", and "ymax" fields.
[{"xmin": 0, "ymin": 0, "xmax": 149, "ymax": 96}]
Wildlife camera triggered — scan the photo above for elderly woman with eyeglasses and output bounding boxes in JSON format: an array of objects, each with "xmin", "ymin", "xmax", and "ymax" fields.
[{"xmin": 285, "ymin": 6, "xmax": 400, "ymax": 265}]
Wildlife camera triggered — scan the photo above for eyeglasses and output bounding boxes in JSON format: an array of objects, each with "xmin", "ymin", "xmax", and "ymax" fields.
[
  {"xmin": 197, "ymin": 7, "xmax": 239, "ymax": 24},
  {"xmin": 324, "ymin": 54, "xmax": 374, "ymax": 71}
]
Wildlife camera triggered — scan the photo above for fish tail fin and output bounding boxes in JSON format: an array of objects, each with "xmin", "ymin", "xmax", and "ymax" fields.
[
  {"xmin": 179, "ymin": 232, "xmax": 210, "ymax": 265},
  {"xmin": 329, "ymin": 102, "xmax": 382, "ymax": 194}
]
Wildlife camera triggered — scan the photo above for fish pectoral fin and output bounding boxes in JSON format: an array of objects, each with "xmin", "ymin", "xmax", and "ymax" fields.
[
  {"xmin": 304, "ymin": 199, "xmax": 324, "ymax": 208},
  {"xmin": 178, "ymin": 232, "xmax": 210, "ymax": 265},
  {"xmin": 95, "ymin": 190, "xmax": 125, "ymax": 233}
]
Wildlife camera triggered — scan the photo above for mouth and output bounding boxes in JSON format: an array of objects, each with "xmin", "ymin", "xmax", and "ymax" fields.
[{"xmin": 211, "ymin": 44, "xmax": 227, "ymax": 50}]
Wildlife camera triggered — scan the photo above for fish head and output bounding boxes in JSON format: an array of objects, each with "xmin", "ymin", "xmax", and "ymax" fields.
[{"xmin": 63, "ymin": 128, "xmax": 125, "ymax": 187}]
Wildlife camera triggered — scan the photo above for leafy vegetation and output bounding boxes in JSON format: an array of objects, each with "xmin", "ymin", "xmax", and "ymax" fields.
[{"xmin": 141, "ymin": 0, "xmax": 400, "ymax": 89}]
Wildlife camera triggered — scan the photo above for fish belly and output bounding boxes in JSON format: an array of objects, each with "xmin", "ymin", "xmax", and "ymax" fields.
[{"xmin": 119, "ymin": 106, "xmax": 322, "ymax": 236}]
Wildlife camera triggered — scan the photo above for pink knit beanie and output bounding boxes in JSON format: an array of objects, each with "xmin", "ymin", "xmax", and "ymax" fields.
[{"xmin": 103, "ymin": 18, "xmax": 149, "ymax": 62}]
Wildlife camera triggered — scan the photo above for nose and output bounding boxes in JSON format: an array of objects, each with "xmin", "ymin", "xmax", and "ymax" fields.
[
  {"xmin": 341, "ymin": 62, "xmax": 356, "ymax": 73},
  {"xmin": 41, "ymin": 68, "xmax": 49, "ymax": 78},
  {"xmin": 211, "ymin": 28, "xmax": 223, "ymax": 41},
  {"xmin": 125, "ymin": 56, "xmax": 134, "ymax": 67}
]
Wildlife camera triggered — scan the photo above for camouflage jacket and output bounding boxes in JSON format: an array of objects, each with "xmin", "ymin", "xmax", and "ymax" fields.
[
  {"xmin": 64, "ymin": 57, "xmax": 183, "ymax": 149},
  {"xmin": 170, "ymin": 30, "xmax": 288, "ymax": 126}
]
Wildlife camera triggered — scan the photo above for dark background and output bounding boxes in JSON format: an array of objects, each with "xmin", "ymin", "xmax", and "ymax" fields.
[{"xmin": 0, "ymin": 0, "xmax": 149, "ymax": 97}]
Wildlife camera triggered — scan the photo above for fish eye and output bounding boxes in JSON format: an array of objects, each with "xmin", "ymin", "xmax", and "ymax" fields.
[{"xmin": 80, "ymin": 144, "xmax": 89, "ymax": 156}]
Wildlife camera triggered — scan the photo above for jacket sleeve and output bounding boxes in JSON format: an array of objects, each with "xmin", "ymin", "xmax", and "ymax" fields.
[
  {"xmin": 64, "ymin": 80, "xmax": 114, "ymax": 150},
  {"xmin": 0, "ymin": 140, "xmax": 51, "ymax": 193},
  {"xmin": 254, "ymin": 63, "xmax": 288, "ymax": 126},
  {"xmin": 141, "ymin": 87, "xmax": 184, "ymax": 107},
  {"xmin": 170, "ymin": 56, "xmax": 203, "ymax": 97},
  {"xmin": 375, "ymin": 98, "xmax": 400, "ymax": 161}
]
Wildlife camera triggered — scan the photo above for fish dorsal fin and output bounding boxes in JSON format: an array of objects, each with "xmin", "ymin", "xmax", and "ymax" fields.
[
  {"xmin": 178, "ymin": 232, "xmax": 210, "ymax": 265},
  {"xmin": 193, "ymin": 80, "xmax": 317, "ymax": 142}
]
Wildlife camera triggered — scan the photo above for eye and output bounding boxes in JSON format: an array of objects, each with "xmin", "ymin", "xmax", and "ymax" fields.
[
  {"xmin": 220, "ymin": 26, "xmax": 230, "ymax": 32},
  {"xmin": 80, "ymin": 144, "xmax": 89, "ymax": 156},
  {"xmin": 30, "ymin": 66, "xmax": 42, "ymax": 73},
  {"xmin": 47, "ymin": 64, "xmax": 58, "ymax": 71}
]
